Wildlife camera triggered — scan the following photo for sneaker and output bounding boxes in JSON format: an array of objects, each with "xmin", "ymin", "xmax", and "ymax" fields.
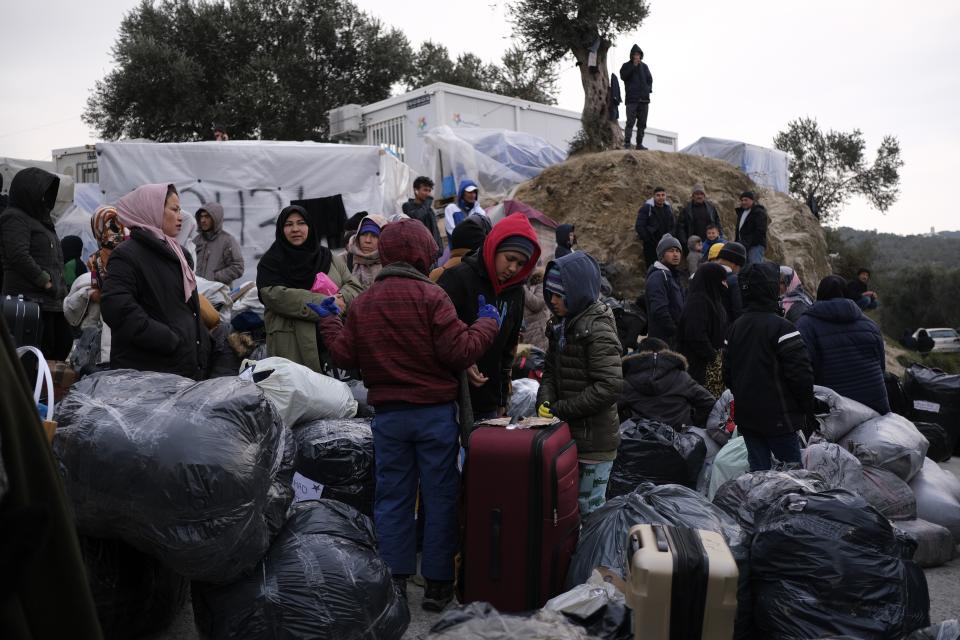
[
  {"xmin": 392, "ymin": 576, "xmax": 408, "ymax": 606},
  {"xmin": 638, "ymin": 144, "xmax": 648, "ymax": 150},
  {"xmin": 623, "ymin": 143, "xmax": 633, "ymax": 150},
  {"xmin": 422, "ymin": 579, "xmax": 454, "ymax": 612}
]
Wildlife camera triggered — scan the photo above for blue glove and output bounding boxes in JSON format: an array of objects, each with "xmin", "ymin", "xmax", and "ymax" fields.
[
  {"xmin": 307, "ymin": 297, "xmax": 341, "ymax": 318},
  {"xmin": 477, "ymin": 295, "xmax": 502, "ymax": 328}
]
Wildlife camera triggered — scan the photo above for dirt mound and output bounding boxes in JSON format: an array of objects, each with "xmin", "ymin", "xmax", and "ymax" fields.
[{"xmin": 513, "ymin": 150, "xmax": 831, "ymax": 299}]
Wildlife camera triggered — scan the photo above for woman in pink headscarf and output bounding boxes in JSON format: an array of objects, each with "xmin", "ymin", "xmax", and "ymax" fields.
[{"xmin": 100, "ymin": 183, "xmax": 210, "ymax": 380}]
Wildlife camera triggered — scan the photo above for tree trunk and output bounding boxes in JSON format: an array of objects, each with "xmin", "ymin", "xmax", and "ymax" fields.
[{"xmin": 570, "ymin": 42, "xmax": 623, "ymax": 154}]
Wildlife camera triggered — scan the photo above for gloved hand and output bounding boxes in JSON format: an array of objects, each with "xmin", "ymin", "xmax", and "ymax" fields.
[
  {"xmin": 537, "ymin": 402, "xmax": 555, "ymax": 419},
  {"xmin": 307, "ymin": 297, "xmax": 341, "ymax": 319},
  {"xmin": 477, "ymin": 295, "xmax": 502, "ymax": 327}
]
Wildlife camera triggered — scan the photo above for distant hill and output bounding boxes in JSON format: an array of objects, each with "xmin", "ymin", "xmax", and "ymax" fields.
[{"xmin": 830, "ymin": 227, "xmax": 960, "ymax": 277}]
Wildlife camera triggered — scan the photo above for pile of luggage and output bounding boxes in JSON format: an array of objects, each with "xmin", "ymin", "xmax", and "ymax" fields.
[{"xmin": 53, "ymin": 364, "xmax": 404, "ymax": 639}]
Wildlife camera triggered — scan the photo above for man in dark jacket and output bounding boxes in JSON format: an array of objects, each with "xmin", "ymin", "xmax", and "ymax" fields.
[
  {"xmin": 619, "ymin": 44, "xmax": 653, "ymax": 149},
  {"xmin": 402, "ymin": 176, "xmax": 442, "ymax": 252},
  {"xmin": 618, "ymin": 337, "xmax": 715, "ymax": 428},
  {"xmin": 716, "ymin": 242, "xmax": 746, "ymax": 321},
  {"xmin": 555, "ymin": 223, "xmax": 576, "ymax": 259},
  {"xmin": 537, "ymin": 251, "xmax": 623, "ymax": 515},
  {"xmin": 676, "ymin": 184, "xmax": 724, "ymax": 251},
  {"xmin": 635, "ymin": 187, "xmax": 674, "ymax": 268},
  {"xmin": 844, "ymin": 268, "xmax": 879, "ymax": 310},
  {"xmin": 797, "ymin": 275, "xmax": 889, "ymax": 415},
  {"xmin": 723, "ymin": 261, "xmax": 814, "ymax": 471},
  {"xmin": 644, "ymin": 233, "xmax": 685, "ymax": 346},
  {"xmin": 317, "ymin": 218, "xmax": 499, "ymax": 611},
  {"xmin": 193, "ymin": 202, "xmax": 244, "ymax": 286},
  {"xmin": 734, "ymin": 191, "xmax": 768, "ymax": 265},
  {"xmin": 0, "ymin": 167, "xmax": 72, "ymax": 358}
]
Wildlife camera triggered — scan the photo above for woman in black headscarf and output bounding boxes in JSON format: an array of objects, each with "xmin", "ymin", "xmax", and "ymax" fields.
[
  {"xmin": 676, "ymin": 262, "xmax": 729, "ymax": 389},
  {"xmin": 257, "ymin": 205, "xmax": 362, "ymax": 372}
]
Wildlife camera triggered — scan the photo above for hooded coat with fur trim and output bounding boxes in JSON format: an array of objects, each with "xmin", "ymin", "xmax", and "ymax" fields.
[
  {"xmin": 617, "ymin": 349, "xmax": 716, "ymax": 429},
  {"xmin": 319, "ymin": 218, "xmax": 497, "ymax": 406},
  {"xmin": 193, "ymin": 202, "xmax": 244, "ymax": 285},
  {"xmin": 536, "ymin": 252, "xmax": 623, "ymax": 459},
  {"xmin": 0, "ymin": 167, "xmax": 66, "ymax": 311},
  {"xmin": 438, "ymin": 213, "xmax": 541, "ymax": 414}
]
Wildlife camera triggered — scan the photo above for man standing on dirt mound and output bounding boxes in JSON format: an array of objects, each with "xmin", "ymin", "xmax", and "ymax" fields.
[
  {"xmin": 735, "ymin": 191, "xmax": 768, "ymax": 265},
  {"xmin": 635, "ymin": 186, "xmax": 674, "ymax": 268},
  {"xmin": 619, "ymin": 44, "xmax": 653, "ymax": 150}
]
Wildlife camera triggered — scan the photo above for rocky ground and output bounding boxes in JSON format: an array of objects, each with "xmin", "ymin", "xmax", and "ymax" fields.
[{"xmin": 151, "ymin": 456, "xmax": 960, "ymax": 640}]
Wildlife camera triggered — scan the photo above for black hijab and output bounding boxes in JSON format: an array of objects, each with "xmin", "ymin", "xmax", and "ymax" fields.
[
  {"xmin": 257, "ymin": 205, "xmax": 333, "ymax": 291},
  {"xmin": 816, "ymin": 275, "xmax": 848, "ymax": 301},
  {"xmin": 678, "ymin": 262, "xmax": 729, "ymax": 350}
]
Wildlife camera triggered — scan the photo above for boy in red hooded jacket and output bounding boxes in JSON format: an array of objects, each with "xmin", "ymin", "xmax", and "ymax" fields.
[{"xmin": 315, "ymin": 219, "xmax": 499, "ymax": 611}]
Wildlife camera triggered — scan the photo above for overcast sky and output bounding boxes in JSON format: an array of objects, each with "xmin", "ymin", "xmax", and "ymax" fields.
[{"xmin": 2, "ymin": 0, "xmax": 957, "ymax": 234}]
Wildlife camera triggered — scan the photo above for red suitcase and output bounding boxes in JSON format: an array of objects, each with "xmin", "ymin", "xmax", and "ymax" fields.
[{"xmin": 461, "ymin": 419, "xmax": 580, "ymax": 612}]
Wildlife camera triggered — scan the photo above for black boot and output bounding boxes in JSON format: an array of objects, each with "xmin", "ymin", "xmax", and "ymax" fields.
[{"xmin": 422, "ymin": 579, "xmax": 454, "ymax": 612}]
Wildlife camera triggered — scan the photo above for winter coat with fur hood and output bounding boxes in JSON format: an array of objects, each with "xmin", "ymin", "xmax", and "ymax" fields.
[{"xmin": 618, "ymin": 349, "xmax": 716, "ymax": 429}]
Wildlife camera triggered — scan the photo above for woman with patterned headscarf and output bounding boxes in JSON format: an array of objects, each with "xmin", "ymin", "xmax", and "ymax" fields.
[{"xmin": 87, "ymin": 205, "xmax": 126, "ymax": 300}]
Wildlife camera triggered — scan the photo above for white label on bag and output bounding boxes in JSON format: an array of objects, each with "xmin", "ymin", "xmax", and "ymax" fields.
[
  {"xmin": 914, "ymin": 400, "xmax": 941, "ymax": 413},
  {"xmin": 292, "ymin": 472, "xmax": 324, "ymax": 502}
]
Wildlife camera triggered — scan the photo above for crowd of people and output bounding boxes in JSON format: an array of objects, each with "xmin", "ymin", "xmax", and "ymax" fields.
[{"xmin": 0, "ymin": 164, "xmax": 894, "ymax": 612}]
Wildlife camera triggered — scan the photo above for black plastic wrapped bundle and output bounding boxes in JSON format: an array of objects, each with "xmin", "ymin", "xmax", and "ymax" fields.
[
  {"xmin": 193, "ymin": 499, "xmax": 410, "ymax": 640},
  {"xmin": 605, "ymin": 419, "xmax": 706, "ymax": 498},
  {"xmin": 293, "ymin": 418, "xmax": 375, "ymax": 516},
  {"xmin": 53, "ymin": 369, "xmax": 291, "ymax": 584}
]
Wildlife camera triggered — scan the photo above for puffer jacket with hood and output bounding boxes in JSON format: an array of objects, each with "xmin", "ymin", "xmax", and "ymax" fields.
[
  {"xmin": 443, "ymin": 180, "xmax": 486, "ymax": 238},
  {"xmin": 617, "ymin": 349, "xmax": 716, "ymax": 428},
  {"xmin": 319, "ymin": 219, "xmax": 498, "ymax": 407},
  {"xmin": 0, "ymin": 167, "xmax": 66, "ymax": 311},
  {"xmin": 796, "ymin": 298, "xmax": 889, "ymax": 415},
  {"xmin": 723, "ymin": 261, "xmax": 814, "ymax": 437},
  {"xmin": 193, "ymin": 202, "xmax": 244, "ymax": 286},
  {"xmin": 555, "ymin": 223, "xmax": 575, "ymax": 259},
  {"xmin": 536, "ymin": 252, "xmax": 623, "ymax": 460},
  {"xmin": 439, "ymin": 213, "xmax": 541, "ymax": 415},
  {"xmin": 644, "ymin": 260, "xmax": 685, "ymax": 344},
  {"xmin": 618, "ymin": 44, "xmax": 653, "ymax": 103}
]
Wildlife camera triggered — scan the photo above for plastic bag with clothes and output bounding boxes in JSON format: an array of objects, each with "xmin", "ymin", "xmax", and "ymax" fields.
[
  {"xmin": 686, "ymin": 425, "xmax": 722, "ymax": 494},
  {"xmin": 292, "ymin": 418, "xmax": 375, "ymax": 516},
  {"xmin": 241, "ymin": 356, "xmax": 358, "ymax": 428},
  {"xmin": 508, "ymin": 378, "xmax": 540, "ymax": 419},
  {"xmin": 79, "ymin": 536, "xmax": 189, "ymax": 640},
  {"xmin": 839, "ymin": 412, "xmax": 929, "ymax": 482},
  {"xmin": 544, "ymin": 570, "xmax": 631, "ymax": 640},
  {"xmin": 605, "ymin": 419, "xmax": 706, "ymax": 498},
  {"xmin": 193, "ymin": 499, "xmax": 409, "ymax": 640},
  {"xmin": 915, "ymin": 422, "xmax": 952, "ymax": 462},
  {"xmin": 567, "ymin": 483, "xmax": 745, "ymax": 589},
  {"xmin": 910, "ymin": 456, "xmax": 960, "ymax": 543},
  {"xmin": 892, "ymin": 519, "xmax": 957, "ymax": 568},
  {"xmin": 707, "ymin": 435, "xmax": 750, "ymax": 500},
  {"xmin": 812, "ymin": 384, "xmax": 880, "ymax": 441},
  {"xmin": 801, "ymin": 442, "xmax": 865, "ymax": 489},
  {"xmin": 53, "ymin": 370, "xmax": 291, "ymax": 584},
  {"xmin": 712, "ymin": 469, "xmax": 830, "ymax": 538},
  {"xmin": 860, "ymin": 464, "xmax": 917, "ymax": 521},
  {"xmin": 428, "ymin": 602, "xmax": 589, "ymax": 639},
  {"xmin": 903, "ymin": 364, "xmax": 960, "ymax": 453},
  {"xmin": 751, "ymin": 489, "xmax": 930, "ymax": 640}
]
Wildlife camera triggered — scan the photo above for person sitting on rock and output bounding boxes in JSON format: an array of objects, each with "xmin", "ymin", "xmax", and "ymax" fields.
[
  {"xmin": 618, "ymin": 337, "xmax": 715, "ymax": 429},
  {"xmin": 844, "ymin": 268, "xmax": 879, "ymax": 311}
]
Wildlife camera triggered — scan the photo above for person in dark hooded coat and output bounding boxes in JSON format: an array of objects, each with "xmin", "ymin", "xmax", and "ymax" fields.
[
  {"xmin": 317, "ymin": 218, "xmax": 499, "ymax": 611},
  {"xmin": 536, "ymin": 251, "xmax": 623, "ymax": 515},
  {"xmin": 723, "ymin": 261, "xmax": 814, "ymax": 471},
  {"xmin": 554, "ymin": 223, "xmax": 575, "ymax": 258},
  {"xmin": 439, "ymin": 213, "xmax": 542, "ymax": 418},
  {"xmin": 0, "ymin": 167, "xmax": 72, "ymax": 358},
  {"xmin": 796, "ymin": 275, "xmax": 889, "ymax": 415},
  {"xmin": 676, "ymin": 262, "xmax": 729, "ymax": 385},
  {"xmin": 618, "ymin": 337, "xmax": 715, "ymax": 428}
]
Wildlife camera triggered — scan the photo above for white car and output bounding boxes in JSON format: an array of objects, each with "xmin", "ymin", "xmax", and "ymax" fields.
[{"xmin": 913, "ymin": 328, "xmax": 960, "ymax": 353}]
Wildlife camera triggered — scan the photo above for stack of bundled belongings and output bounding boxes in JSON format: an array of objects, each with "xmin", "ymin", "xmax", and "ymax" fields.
[
  {"xmin": 605, "ymin": 419, "xmax": 706, "ymax": 497},
  {"xmin": 902, "ymin": 364, "xmax": 960, "ymax": 456}
]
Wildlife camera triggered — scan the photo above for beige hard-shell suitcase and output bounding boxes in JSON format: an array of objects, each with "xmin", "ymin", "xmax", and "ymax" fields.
[{"xmin": 625, "ymin": 523, "xmax": 738, "ymax": 640}]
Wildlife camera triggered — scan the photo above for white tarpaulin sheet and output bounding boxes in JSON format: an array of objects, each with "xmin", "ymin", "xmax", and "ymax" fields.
[
  {"xmin": 95, "ymin": 141, "xmax": 416, "ymax": 283},
  {"xmin": 680, "ymin": 137, "xmax": 790, "ymax": 193},
  {"xmin": 422, "ymin": 126, "xmax": 566, "ymax": 203}
]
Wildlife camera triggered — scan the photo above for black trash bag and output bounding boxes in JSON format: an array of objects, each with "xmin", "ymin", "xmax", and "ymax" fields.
[
  {"xmin": 79, "ymin": 536, "xmax": 189, "ymax": 640},
  {"xmin": 606, "ymin": 419, "xmax": 706, "ymax": 498},
  {"xmin": 916, "ymin": 422, "xmax": 951, "ymax": 462},
  {"xmin": 567, "ymin": 483, "xmax": 745, "ymax": 588},
  {"xmin": 427, "ymin": 602, "xmax": 590, "ymax": 639},
  {"xmin": 563, "ymin": 601, "xmax": 632, "ymax": 640},
  {"xmin": 885, "ymin": 371, "xmax": 910, "ymax": 417},
  {"xmin": 903, "ymin": 364, "xmax": 960, "ymax": 454},
  {"xmin": 751, "ymin": 489, "xmax": 930, "ymax": 640},
  {"xmin": 711, "ymin": 469, "xmax": 830, "ymax": 538},
  {"xmin": 860, "ymin": 464, "xmax": 917, "ymax": 521},
  {"xmin": 53, "ymin": 370, "xmax": 290, "ymax": 584},
  {"xmin": 193, "ymin": 499, "xmax": 409, "ymax": 640},
  {"xmin": 293, "ymin": 418, "xmax": 375, "ymax": 516},
  {"xmin": 70, "ymin": 325, "xmax": 102, "ymax": 377}
]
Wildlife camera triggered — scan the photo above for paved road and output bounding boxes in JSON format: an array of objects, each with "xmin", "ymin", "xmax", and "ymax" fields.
[{"xmin": 151, "ymin": 458, "xmax": 960, "ymax": 640}]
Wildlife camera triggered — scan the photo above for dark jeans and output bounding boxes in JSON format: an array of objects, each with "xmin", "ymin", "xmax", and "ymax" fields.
[
  {"xmin": 742, "ymin": 432, "xmax": 801, "ymax": 471},
  {"xmin": 625, "ymin": 101, "xmax": 650, "ymax": 147},
  {"xmin": 856, "ymin": 295, "xmax": 879, "ymax": 310},
  {"xmin": 642, "ymin": 241, "xmax": 658, "ymax": 269}
]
